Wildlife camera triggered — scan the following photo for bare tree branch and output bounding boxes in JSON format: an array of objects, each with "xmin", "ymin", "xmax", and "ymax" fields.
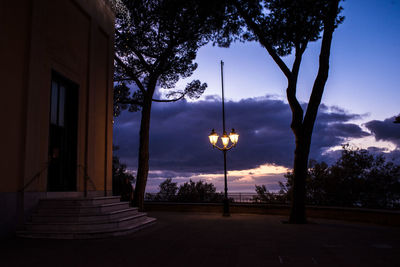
[
  {"xmin": 116, "ymin": 30, "xmax": 152, "ymax": 73},
  {"xmin": 287, "ymin": 42, "xmax": 308, "ymax": 131},
  {"xmin": 232, "ymin": 0, "xmax": 292, "ymax": 79},
  {"xmin": 303, "ymin": 0, "xmax": 340, "ymax": 133},
  {"xmin": 118, "ymin": 99, "xmax": 144, "ymax": 106},
  {"xmin": 114, "ymin": 55, "xmax": 147, "ymax": 95},
  {"xmin": 152, "ymin": 92, "xmax": 185, "ymax": 102},
  {"xmin": 114, "ymin": 78, "xmax": 134, "ymax": 82}
]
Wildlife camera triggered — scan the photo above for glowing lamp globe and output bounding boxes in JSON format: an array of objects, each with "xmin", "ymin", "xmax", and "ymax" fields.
[
  {"xmin": 229, "ymin": 128, "xmax": 239, "ymax": 145},
  {"xmin": 221, "ymin": 132, "xmax": 230, "ymax": 148},
  {"xmin": 208, "ymin": 129, "xmax": 219, "ymax": 146}
]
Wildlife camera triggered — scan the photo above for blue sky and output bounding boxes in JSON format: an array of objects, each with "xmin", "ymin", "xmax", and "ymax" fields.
[
  {"xmin": 175, "ymin": 0, "xmax": 400, "ymax": 121},
  {"xmin": 114, "ymin": 0, "xmax": 400, "ymax": 193}
]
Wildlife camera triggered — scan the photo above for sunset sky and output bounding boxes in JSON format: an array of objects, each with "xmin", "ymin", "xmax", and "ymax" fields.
[{"xmin": 113, "ymin": 0, "xmax": 400, "ymax": 193}]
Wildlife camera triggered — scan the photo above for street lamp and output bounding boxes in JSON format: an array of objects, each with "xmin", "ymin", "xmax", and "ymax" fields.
[
  {"xmin": 209, "ymin": 129, "xmax": 239, "ymax": 150},
  {"xmin": 208, "ymin": 61, "xmax": 239, "ymax": 217}
]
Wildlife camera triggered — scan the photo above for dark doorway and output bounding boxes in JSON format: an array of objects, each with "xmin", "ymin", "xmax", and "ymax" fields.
[{"xmin": 47, "ymin": 71, "xmax": 79, "ymax": 191}]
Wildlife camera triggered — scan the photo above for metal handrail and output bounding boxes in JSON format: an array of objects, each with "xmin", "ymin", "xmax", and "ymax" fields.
[
  {"xmin": 77, "ymin": 164, "xmax": 97, "ymax": 194},
  {"xmin": 18, "ymin": 162, "xmax": 50, "ymax": 192},
  {"xmin": 19, "ymin": 162, "xmax": 97, "ymax": 194},
  {"xmin": 144, "ymin": 192, "xmax": 286, "ymax": 203},
  {"xmin": 144, "ymin": 191, "xmax": 400, "ymax": 209}
]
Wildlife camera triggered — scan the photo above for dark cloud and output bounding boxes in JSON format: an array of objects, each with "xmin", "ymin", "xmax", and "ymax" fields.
[
  {"xmin": 317, "ymin": 104, "xmax": 365, "ymax": 123},
  {"xmin": 361, "ymin": 116, "xmax": 400, "ymax": 165},
  {"xmin": 365, "ymin": 116, "xmax": 400, "ymax": 146},
  {"xmin": 317, "ymin": 112, "xmax": 400, "ymax": 166},
  {"xmin": 113, "ymin": 96, "xmax": 369, "ymax": 175}
]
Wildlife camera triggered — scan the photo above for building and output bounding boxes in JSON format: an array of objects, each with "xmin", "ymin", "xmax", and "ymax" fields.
[{"xmin": 0, "ymin": 0, "xmax": 115, "ymax": 237}]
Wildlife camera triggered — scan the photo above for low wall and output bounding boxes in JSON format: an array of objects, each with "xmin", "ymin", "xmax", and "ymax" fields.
[{"xmin": 144, "ymin": 202, "xmax": 400, "ymax": 227}]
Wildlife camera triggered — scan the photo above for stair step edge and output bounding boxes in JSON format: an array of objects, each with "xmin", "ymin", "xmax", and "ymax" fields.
[
  {"xmin": 26, "ymin": 213, "xmax": 148, "ymax": 226},
  {"xmin": 18, "ymin": 217, "xmax": 156, "ymax": 237},
  {"xmin": 32, "ymin": 208, "xmax": 138, "ymax": 217},
  {"xmin": 39, "ymin": 202, "xmax": 129, "ymax": 208},
  {"xmin": 39, "ymin": 196, "xmax": 121, "ymax": 201}
]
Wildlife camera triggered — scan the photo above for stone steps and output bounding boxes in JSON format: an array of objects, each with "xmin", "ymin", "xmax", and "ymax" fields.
[
  {"xmin": 17, "ymin": 196, "xmax": 156, "ymax": 239},
  {"xmin": 36, "ymin": 202, "xmax": 130, "ymax": 214},
  {"xmin": 38, "ymin": 196, "xmax": 121, "ymax": 207},
  {"xmin": 24, "ymin": 213, "xmax": 147, "ymax": 231},
  {"xmin": 17, "ymin": 217, "xmax": 156, "ymax": 239},
  {"xmin": 31, "ymin": 208, "xmax": 139, "ymax": 223}
]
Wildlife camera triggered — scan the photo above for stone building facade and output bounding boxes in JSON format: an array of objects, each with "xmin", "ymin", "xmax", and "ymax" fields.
[{"xmin": 0, "ymin": 0, "xmax": 115, "ymax": 237}]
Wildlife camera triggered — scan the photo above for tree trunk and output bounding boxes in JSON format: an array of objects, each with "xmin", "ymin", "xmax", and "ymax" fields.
[
  {"xmin": 287, "ymin": 0, "xmax": 339, "ymax": 224},
  {"xmin": 289, "ymin": 132, "xmax": 311, "ymax": 223},
  {"xmin": 133, "ymin": 98, "xmax": 152, "ymax": 211}
]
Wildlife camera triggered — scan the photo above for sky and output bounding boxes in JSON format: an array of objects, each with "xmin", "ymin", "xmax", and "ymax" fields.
[{"xmin": 113, "ymin": 0, "xmax": 400, "ymax": 193}]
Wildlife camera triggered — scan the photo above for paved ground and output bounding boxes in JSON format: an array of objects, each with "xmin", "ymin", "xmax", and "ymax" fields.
[{"xmin": 1, "ymin": 211, "xmax": 399, "ymax": 267}]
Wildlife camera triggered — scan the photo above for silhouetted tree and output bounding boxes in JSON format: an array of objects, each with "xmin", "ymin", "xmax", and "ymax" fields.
[
  {"xmin": 281, "ymin": 145, "xmax": 400, "ymax": 208},
  {"xmin": 330, "ymin": 146, "xmax": 400, "ymax": 208},
  {"xmin": 253, "ymin": 184, "xmax": 288, "ymax": 203},
  {"xmin": 253, "ymin": 185, "xmax": 273, "ymax": 202},
  {"xmin": 155, "ymin": 178, "xmax": 178, "ymax": 201},
  {"xmin": 176, "ymin": 180, "xmax": 223, "ymax": 203},
  {"xmin": 227, "ymin": 0, "xmax": 344, "ymax": 223},
  {"xmin": 112, "ymin": 153, "xmax": 135, "ymax": 196},
  {"xmin": 114, "ymin": 0, "xmax": 228, "ymax": 210},
  {"xmin": 283, "ymin": 160, "xmax": 333, "ymax": 205}
]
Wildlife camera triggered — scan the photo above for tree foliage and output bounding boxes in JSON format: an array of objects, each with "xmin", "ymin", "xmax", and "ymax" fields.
[
  {"xmin": 253, "ymin": 184, "xmax": 287, "ymax": 203},
  {"xmin": 176, "ymin": 180, "xmax": 223, "ymax": 203},
  {"xmin": 114, "ymin": 0, "xmax": 229, "ymax": 210},
  {"xmin": 150, "ymin": 179, "xmax": 223, "ymax": 203},
  {"xmin": 114, "ymin": 0, "xmax": 228, "ymax": 114},
  {"xmin": 280, "ymin": 146, "xmax": 400, "ymax": 209},
  {"xmin": 154, "ymin": 178, "xmax": 178, "ymax": 201},
  {"xmin": 112, "ymin": 153, "xmax": 135, "ymax": 196},
  {"xmin": 224, "ymin": 0, "xmax": 343, "ymax": 223}
]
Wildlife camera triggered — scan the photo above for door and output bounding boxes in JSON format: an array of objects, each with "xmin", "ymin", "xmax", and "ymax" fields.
[{"xmin": 48, "ymin": 71, "xmax": 79, "ymax": 191}]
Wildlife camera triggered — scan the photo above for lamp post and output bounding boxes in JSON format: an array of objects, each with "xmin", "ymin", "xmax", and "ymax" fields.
[{"xmin": 208, "ymin": 60, "xmax": 239, "ymax": 217}]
